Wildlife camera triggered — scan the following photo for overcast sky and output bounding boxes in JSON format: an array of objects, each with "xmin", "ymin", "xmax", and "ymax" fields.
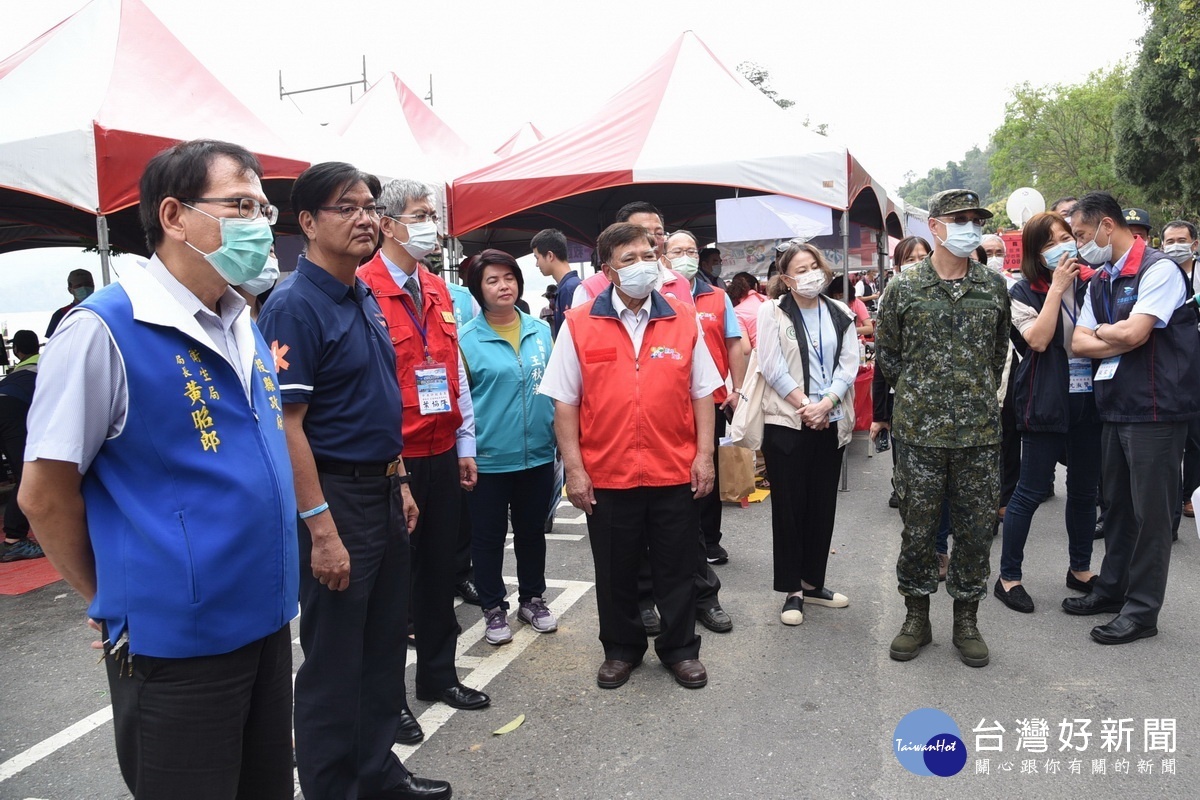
[{"xmin": 0, "ymin": 0, "xmax": 1150, "ymax": 324}]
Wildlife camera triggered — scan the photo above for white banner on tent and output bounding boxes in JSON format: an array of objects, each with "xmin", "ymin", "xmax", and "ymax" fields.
[{"xmin": 715, "ymin": 195, "xmax": 834, "ymax": 243}]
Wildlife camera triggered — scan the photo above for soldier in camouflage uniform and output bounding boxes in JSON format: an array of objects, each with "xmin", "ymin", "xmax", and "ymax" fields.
[{"xmin": 875, "ymin": 189, "xmax": 1010, "ymax": 667}]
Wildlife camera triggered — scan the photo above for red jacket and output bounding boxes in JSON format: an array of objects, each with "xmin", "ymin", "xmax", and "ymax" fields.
[
  {"xmin": 692, "ymin": 281, "xmax": 731, "ymax": 403},
  {"xmin": 567, "ymin": 287, "xmax": 699, "ymax": 489},
  {"xmin": 357, "ymin": 253, "xmax": 462, "ymax": 457}
]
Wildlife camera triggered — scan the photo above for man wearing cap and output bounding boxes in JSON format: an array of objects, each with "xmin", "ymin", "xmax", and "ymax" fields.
[
  {"xmin": 540, "ymin": 285, "xmax": 557, "ymax": 326},
  {"xmin": 1123, "ymin": 208, "xmax": 1153, "ymax": 242},
  {"xmin": 1066, "ymin": 192, "xmax": 1200, "ymax": 645},
  {"xmin": 876, "ymin": 189, "xmax": 1010, "ymax": 668}
]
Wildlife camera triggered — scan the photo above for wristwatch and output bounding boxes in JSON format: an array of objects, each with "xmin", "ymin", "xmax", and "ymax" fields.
[{"xmin": 396, "ymin": 474, "xmax": 411, "ymax": 485}]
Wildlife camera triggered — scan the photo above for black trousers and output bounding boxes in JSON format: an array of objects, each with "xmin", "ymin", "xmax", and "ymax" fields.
[
  {"xmin": 455, "ymin": 484, "xmax": 474, "ymax": 583},
  {"xmin": 761, "ymin": 424, "xmax": 843, "ymax": 592},
  {"xmin": 587, "ymin": 485, "xmax": 701, "ymax": 665},
  {"xmin": 294, "ymin": 472, "xmax": 411, "ymax": 799},
  {"xmin": 1094, "ymin": 422, "xmax": 1185, "ymax": 626},
  {"xmin": 406, "ymin": 448, "xmax": 462, "ymax": 693},
  {"xmin": 106, "ymin": 625, "xmax": 293, "ymax": 800},
  {"xmin": 0, "ymin": 395, "xmax": 30, "ymax": 539},
  {"xmin": 697, "ymin": 408, "xmax": 727, "ymax": 548},
  {"xmin": 999, "ymin": 360, "xmax": 1021, "ymax": 508}
]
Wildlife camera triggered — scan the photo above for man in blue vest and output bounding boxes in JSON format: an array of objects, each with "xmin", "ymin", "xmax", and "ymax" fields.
[
  {"xmin": 1067, "ymin": 191, "xmax": 1200, "ymax": 644},
  {"xmin": 19, "ymin": 139, "xmax": 299, "ymax": 798}
]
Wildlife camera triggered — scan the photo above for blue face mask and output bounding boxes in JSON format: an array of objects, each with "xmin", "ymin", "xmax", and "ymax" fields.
[
  {"xmin": 1041, "ymin": 241, "xmax": 1078, "ymax": 270},
  {"xmin": 184, "ymin": 204, "xmax": 274, "ymax": 285}
]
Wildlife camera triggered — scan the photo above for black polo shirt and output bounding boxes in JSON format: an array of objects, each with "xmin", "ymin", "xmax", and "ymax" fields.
[{"xmin": 258, "ymin": 255, "xmax": 404, "ymax": 462}]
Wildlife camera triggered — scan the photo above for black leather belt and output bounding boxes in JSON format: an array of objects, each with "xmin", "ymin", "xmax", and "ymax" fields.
[{"xmin": 315, "ymin": 459, "xmax": 401, "ymax": 477}]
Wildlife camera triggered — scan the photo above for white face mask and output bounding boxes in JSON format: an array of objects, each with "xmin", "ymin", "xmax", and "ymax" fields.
[
  {"xmin": 1164, "ymin": 242, "xmax": 1196, "ymax": 265},
  {"xmin": 239, "ymin": 255, "xmax": 279, "ymax": 296},
  {"xmin": 394, "ymin": 220, "xmax": 438, "ymax": 259},
  {"xmin": 986, "ymin": 256, "xmax": 1005, "ymax": 273},
  {"xmin": 786, "ymin": 270, "xmax": 827, "ymax": 298},
  {"xmin": 613, "ymin": 260, "xmax": 659, "ymax": 300},
  {"xmin": 935, "ymin": 220, "xmax": 984, "ymax": 258},
  {"xmin": 670, "ymin": 255, "xmax": 700, "ymax": 281},
  {"xmin": 1078, "ymin": 223, "xmax": 1113, "ymax": 265}
]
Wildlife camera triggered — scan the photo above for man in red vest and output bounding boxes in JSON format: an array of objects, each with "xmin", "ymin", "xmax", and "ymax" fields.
[
  {"xmin": 541, "ymin": 222, "xmax": 722, "ymax": 690},
  {"xmin": 357, "ymin": 178, "xmax": 489, "ymax": 740}
]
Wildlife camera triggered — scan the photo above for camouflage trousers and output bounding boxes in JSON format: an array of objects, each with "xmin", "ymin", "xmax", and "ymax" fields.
[{"xmin": 894, "ymin": 440, "xmax": 1000, "ymax": 602}]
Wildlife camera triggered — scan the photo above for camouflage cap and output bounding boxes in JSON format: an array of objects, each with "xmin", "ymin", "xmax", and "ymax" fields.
[
  {"xmin": 928, "ymin": 189, "xmax": 993, "ymax": 220},
  {"xmin": 1123, "ymin": 208, "xmax": 1151, "ymax": 231}
]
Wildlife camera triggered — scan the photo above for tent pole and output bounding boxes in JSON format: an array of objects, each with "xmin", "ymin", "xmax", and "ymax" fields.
[
  {"xmin": 97, "ymin": 214, "xmax": 112, "ymax": 286},
  {"xmin": 840, "ymin": 210, "xmax": 850, "ymax": 492}
]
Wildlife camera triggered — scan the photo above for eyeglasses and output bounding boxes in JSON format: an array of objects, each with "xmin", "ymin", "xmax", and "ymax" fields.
[
  {"xmin": 319, "ymin": 204, "xmax": 387, "ymax": 221},
  {"xmin": 665, "ymin": 247, "xmax": 700, "ymax": 258},
  {"xmin": 936, "ymin": 216, "xmax": 985, "ymax": 228},
  {"xmin": 183, "ymin": 197, "xmax": 279, "ymax": 225},
  {"xmin": 776, "ymin": 237, "xmax": 809, "ymax": 253},
  {"xmin": 393, "ymin": 211, "xmax": 439, "ymax": 225}
]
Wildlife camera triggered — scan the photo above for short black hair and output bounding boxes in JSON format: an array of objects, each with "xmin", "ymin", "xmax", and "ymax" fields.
[
  {"xmin": 596, "ymin": 222, "xmax": 654, "ymax": 265},
  {"xmin": 1163, "ymin": 219, "xmax": 1198, "ymax": 241},
  {"xmin": 291, "ymin": 162, "xmax": 381, "ymax": 242},
  {"xmin": 1051, "ymin": 196, "xmax": 1079, "ymax": 212},
  {"xmin": 530, "ymin": 228, "xmax": 568, "ymax": 261},
  {"xmin": 615, "ymin": 201, "xmax": 663, "ymax": 224},
  {"xmin": 67, "ymin": 269, "xmax": 94, "ymax": 288},
  {"xmin": 466, "ymin": 249, "xmax": 524, "ymax": 311},
  {"xmin": 11, "ymin": 329, "xmax": 38, "ymax": 357},
  {"xmin": 1073, "ymin": 192, "xmax": 1126, "ymax": 229},
  {"xmin": 139, "ymin": 139, "xmax": 263, "ymax": 253},
  {"xmin": 700, "ymin": 248, "xmax": 721, "ymax": 265}
]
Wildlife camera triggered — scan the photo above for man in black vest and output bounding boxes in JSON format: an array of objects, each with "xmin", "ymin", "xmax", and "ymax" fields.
[{"xmin": 1067, "ymin": 192, "xmax": 1200, "ymax": 644}]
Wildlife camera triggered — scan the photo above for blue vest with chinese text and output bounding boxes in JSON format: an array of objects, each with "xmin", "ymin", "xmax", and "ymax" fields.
[{"xmin": 80, "ymin": 286, "xmax": 298, "ymax": 658}]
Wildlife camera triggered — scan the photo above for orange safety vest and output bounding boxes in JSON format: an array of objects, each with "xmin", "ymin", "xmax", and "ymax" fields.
[
  {"xmin": 357, "ymin": 253, "xmax": 463, "ymax": 457},
  {"xmin": 692, "ymin": 281, "xmax": 731, "ymax": 403},
  {"xmin": 567, "ymin": 286, "xmax": 699, "ymax": 489},
  {"xmin": 579, "ymin": 267, "xmax": 695, "ymax": 307}
]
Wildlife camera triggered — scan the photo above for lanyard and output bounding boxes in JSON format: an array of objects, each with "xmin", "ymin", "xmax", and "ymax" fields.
[
  {"xmin": 1059, "ymin": 278, "xmax": 1079, "ymax": 326},
  {"xmin": 797, "ymin": 302, "xmax": 828, "ymax": 388},
  {"xmin": 1100, "ymin": 274, "xmax": 1117, "ymax": 325},
  {"xmin": 401, "ymin": 300, "xmax": 435, "ymax": 363}
]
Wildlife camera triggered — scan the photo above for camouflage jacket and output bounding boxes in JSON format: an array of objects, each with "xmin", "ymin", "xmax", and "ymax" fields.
[{"xmin": 875, "ymin": 257, "xmax": 1010, "ymax": 448}]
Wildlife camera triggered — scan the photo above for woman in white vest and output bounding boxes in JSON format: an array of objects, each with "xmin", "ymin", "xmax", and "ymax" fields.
[{"xmin": 756, "ymin": 243, "xmax": 859, "ymax": 626}]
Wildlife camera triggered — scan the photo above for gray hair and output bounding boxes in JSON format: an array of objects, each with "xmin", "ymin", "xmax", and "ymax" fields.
[
  {"xmin": 378, "ymin": 178, "xmax": 434, "ymax": 217},
  {"xmin": 666, "ymin": 229, "xmax": 697, "ymax": 247},
  {"xmin": 981, "ymin": 233, "xmax": 1004, "ymax": 250}
]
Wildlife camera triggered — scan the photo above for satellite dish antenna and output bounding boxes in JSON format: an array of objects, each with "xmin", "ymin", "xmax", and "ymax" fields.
[{"xmin": 1006, "ymin": 188, "xmax": 1046, "ymax": 228}]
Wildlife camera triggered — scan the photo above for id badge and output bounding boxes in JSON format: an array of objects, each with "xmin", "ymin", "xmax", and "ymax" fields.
[
  {"xmin": 1068, "ymin": 358, "xmax": 1094, "ymax": 393},
  {"xmin": 414, "ymin": 363, "xmax": 452, "ymax": 415},
  {"xmin": 810, "ymin": 393, "xmax": 844, "ymax": 423},
  {"xmin": 1094, "ymin": 356, "xmax": 1120, "ymax": 382}
]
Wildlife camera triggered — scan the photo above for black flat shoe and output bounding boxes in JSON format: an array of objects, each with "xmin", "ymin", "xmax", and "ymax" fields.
[
  {"xmin": 416, "ymin": 683, "xmax": 490, "ymax": 710},
  {"xmin": 640, "ymin": 607, "xmax": 661, "ymax": 636},
  {"xmin": 696, "ymin": 605, "xmax": 733, "ymax": 632},
  {"xmin": 455, "ymin": 580, "xmax": 481, "ymax": 606},
  {"xmin": 395, "ymin": 708, "xmax": 424, "ymax": 745},
  {"xmin": 362, "ymin": 772, "xmax": 453, "ymax": 799},
  {"xmin": 1091, "ymin": 616, "xmax": 1158, "ymax": 645},
  {"xmin": 1065, "ymin": 571, "xmax": 1097, "ymax": 593},
  {"xmin": 1062, "ymin": 593, "xmax": 1123, "ymax": 616},
  {"xmin": 994, "ymin": 579, "xmax": 1034, "ymax": 613}
]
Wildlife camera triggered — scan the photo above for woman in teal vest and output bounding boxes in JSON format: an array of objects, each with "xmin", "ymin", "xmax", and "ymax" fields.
[{"xmin": 458, "ymin": 250, "xmax": 558, "ymax": 645}]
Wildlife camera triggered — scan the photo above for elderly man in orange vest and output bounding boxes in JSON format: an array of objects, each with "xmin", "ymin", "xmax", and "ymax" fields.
[{"xmin": 540, "ymin": 222, "xmax": 722, "ymax": 690}]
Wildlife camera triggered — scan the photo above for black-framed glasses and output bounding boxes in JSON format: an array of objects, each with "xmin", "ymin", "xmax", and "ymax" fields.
[
  {"xmin": 319, "ymin": 204, "xmax": 387, "ymax": 221},
  {"xmin": 393, "ymin": 211, "xmax": 439, "ymax": 225},
  {"xmin": 183, "ymin": 197, "xmax": 279, "ymax": 225}
]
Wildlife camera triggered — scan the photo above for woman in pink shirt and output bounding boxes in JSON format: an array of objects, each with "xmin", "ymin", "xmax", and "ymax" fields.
[{"xmin": 729, "ymin": 271, "xmax": 767, "ymax": 348}]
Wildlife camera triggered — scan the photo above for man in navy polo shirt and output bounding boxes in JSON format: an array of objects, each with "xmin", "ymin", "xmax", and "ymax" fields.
[{"xmin": 258, "ymin": 162, "xmax": 451, "ymax": 800}]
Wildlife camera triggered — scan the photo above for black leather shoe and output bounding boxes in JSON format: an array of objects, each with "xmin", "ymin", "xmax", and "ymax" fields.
[
  {"xmin": 696, "ymin": 605, "xmax": 733, "ymax": 633},
  {"xmin": 1062, "ymin": 593, "xmax": 1123, "ymax": 616},
  {"xmin": 994, "ymin": 579, "xmax": 1034, "ymax": 613},
  {"xmin": 640, "ymin": 607, "xmax": 661, "ymax": 636},
  {"xmin": 455, "ymin": 580, "xmax": 481, "ymax": 606},
  {"xmin": 1091, "ymin": 615, "xmax": 1158, "ymax": 645},
  {"xmin": 395, "ymin": 708, "xmax": 424, "ymax": 744},
  {"xmin": 416, "ymin": 683, "xmax": 490, "ymax": 710},
  {"xmin": 1066, "ymin": 571, "xmax": 1097, "ymax": 593},
  {"xmin": 363, "ymin": 772, "xmax": 452, "ymax": 799}
]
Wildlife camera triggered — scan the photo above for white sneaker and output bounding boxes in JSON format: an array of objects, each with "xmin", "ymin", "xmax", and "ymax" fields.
[
  {"xmin": 483, "ymin": 606, "xmax": 513, "ymax": 645},
  {"xmin": 517, "ymin": 596, "xmax": 558, "ymax": 633}
]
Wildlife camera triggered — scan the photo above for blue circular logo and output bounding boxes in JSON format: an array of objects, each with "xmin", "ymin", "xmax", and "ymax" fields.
[{"xmin": 893, "ymin": 708, "xmax": 967, "ymax": 777}]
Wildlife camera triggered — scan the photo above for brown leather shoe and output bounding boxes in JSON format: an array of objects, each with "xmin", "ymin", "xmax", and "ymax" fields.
[
  {"xmin": 667, "ymin": 659, "xmax": 708, "ymax": 689},
  {"xmin": 597, "ymin": 659, "xmax": 636, "ymax": 689}
]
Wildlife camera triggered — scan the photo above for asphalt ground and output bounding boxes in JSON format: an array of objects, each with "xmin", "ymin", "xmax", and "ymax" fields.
[{"xmin": 2, "ymin": 435, "xmax": 1198, "ymax": 799}]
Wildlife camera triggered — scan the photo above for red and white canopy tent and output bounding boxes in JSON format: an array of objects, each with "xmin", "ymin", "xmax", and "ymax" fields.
[
  {"xmin": 446, "ymin": 31, "xmax": 906, "ymax": 260},
  {"xmin": 493, "ymin": 122, "xmax": 546, "ymax": 158},
  {"xmin": 0, "ymin": 0, "xmax": 310, "ymax": 278}
]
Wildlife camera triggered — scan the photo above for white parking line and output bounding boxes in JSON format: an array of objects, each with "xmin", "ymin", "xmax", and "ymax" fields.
[
  {"xmin": 553, "ymin": 515, "xmax": 588, "ymax": 526},
  {"xmin": 0, "ymin": 706, "xmax": 113, "ymax": 784},
  {"xmin": 507, "ymin": 533, "xmax": 584, "ymax": 547}
]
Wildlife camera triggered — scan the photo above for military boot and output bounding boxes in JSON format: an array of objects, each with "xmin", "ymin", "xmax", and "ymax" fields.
[
  {"xmin": 952, "ymin": 599, "xmax": 989, "ymax": 667},
  {"xmin": 889, "ymin": 595, "xmax": 932, "ymax": 661}
]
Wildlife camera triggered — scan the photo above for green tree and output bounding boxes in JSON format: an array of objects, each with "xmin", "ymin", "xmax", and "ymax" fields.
[
  {"xmin": 899, "ymin": 145, "xmax": 994, "ymax": 208},
  {"xmin": 989, "ymin": 66, "xmax": 1151, "ymax": 211},
  {"xmin": 1114, "ymin": 0, "xmax": 1200, "ymax": 220}
]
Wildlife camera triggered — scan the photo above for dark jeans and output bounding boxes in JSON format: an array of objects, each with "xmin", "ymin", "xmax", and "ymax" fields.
[
  {"xmin": 406, "ymin": 449, "xmax": 462, "ymax": 694},
  {"xmin": 1000, "ymin": 407, "xmax": 1101, "ymax": 581},
  {"xmin": 587, "ymin": 485, "xmax": 700, "ymax": 666},
  {"xmin": 761, "ymin": 424, "xmax": 843, "ymax": 592},
  {"xmin": 294, "ymin": 472, "xmax": 411, "ymax": 799},
  {"xmin": 467, "ymin": 462, "xmax": 554, "ymax": 610},
  {"xmin": 1093, "ymin": 421, "xmax": 1185, "ymax": 626},
  {"xmin": 106, "ymin": 624, "xmax": 293, "ymax": 800},
  {"xmin": 0, "ymin": 395, "xmax": 30, "ymax": 539}
]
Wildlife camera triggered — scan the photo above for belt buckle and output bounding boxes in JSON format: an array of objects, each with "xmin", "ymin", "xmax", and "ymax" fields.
[{"xmin": 385, "ymin": 459, "xmax": 400, "ymax": 477}]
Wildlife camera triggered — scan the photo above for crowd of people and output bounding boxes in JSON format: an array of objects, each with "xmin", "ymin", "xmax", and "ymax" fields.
[{"xmin": 5, "ymin": 134, "xmax": 1198, "ymax": 799}]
